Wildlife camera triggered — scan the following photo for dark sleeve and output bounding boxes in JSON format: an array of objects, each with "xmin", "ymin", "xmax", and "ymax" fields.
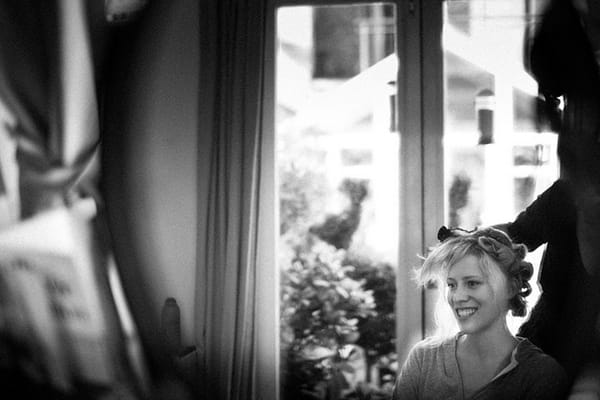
[
  {"xmin": 522, "ymin": 355, "xmax": 569, "ymax": 400},
  {"xmin": 392, "ymin": 345, "xmax": 422, "ymax": 400},
  {"xmin": 507, "ymin": 180, "xmax": 573, "ymax": 251}
]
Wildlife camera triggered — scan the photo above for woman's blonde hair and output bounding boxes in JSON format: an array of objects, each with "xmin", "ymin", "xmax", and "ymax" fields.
[{"xmin": 416, "ymin": 227, "xmax": 534, "ymax": 338}]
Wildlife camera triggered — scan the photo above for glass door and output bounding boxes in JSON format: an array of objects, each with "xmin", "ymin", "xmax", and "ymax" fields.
[{"xmin": 275, "ymin": 3, "xmax": 404, "ymax": 398}]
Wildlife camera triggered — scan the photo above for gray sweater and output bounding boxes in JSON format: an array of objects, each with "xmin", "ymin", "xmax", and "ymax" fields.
[{"xmin": 393, "ymin": 335, "xmax": 568, "ymax": 400}]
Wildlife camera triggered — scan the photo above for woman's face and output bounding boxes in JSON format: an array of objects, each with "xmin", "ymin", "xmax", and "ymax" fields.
[{"xmin": 446, "ymin": 254, "xmax": 511, "ymax": 335}]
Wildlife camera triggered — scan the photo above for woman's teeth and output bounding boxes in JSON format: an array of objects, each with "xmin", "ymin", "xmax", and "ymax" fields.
[{"xmin": 456, "ymin": 308, "xmax": 477, "ymax": 317}]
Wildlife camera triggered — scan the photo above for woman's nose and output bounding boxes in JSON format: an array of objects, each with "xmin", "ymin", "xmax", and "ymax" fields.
[{"xmin": 452, "ymin": 285, "xmax": 469, "ymax": 302}]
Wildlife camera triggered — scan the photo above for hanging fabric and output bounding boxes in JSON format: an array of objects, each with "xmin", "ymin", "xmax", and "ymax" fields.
[
  {"xmin": 195, "ymin": 0, "xmax": 274, "ymax": 399},
  {"xmin": 0, "ymin": 0, "xmax": 105, "ymax": 217},
  {"xmin": 0, "ymin": 1, "xmax": 154, "ymax": 398}
]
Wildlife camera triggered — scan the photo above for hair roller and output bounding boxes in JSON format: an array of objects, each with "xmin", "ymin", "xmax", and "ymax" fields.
[
  {"xmin": 477, "ymin": 236, "xmax": 499, "ymax": 253},
  {"xmin": 520, "ymin": 280, "xmax": 532, "ymax": 298},
  {"xmin": 437, "ymin": 226, "xmax": 474, "ymax": 242},
  {"xmin": 437, "ymin": 226, "xmax": 452, "ymax": 241},
  {"xmin": 509, "ymin": 296, "xmax": 528, "ymax": 317},
  {"xmin": 519, "ymin": 260, "xmax": 534, "ymax": 281},
  {"xmin": 512, "ymin": 243, "xmax": 527, "ymax": 260},
  {"xmin": 475, "ymin": 227, "xmax": 512, "ymax": 246}
]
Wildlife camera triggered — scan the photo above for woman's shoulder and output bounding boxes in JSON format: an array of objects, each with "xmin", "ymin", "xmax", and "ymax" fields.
[
  {"xmin": 414, "ymin": 335, "xmax": 455, "ymax": 348},
  {"xmin": 408, "ymin": 335, "xmax": 456, "ymax": 358}
]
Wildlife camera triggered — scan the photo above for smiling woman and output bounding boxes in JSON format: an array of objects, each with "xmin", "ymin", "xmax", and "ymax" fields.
[
  {"xmin": 446, "ymin": 254, "xmax": 512, "ymax": 336},
  {"xmin": 392, "ymin": 227, "xmax": 568, "ymax": 400}
]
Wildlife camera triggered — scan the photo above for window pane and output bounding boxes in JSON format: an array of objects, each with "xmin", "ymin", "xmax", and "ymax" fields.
[
  {"xmin": 276, "ymin": 4, "xmax": 399, "ymax": 397},
  {"xmin": 442, "ymin": 0, "xmax": 558, "ymax": 331}
]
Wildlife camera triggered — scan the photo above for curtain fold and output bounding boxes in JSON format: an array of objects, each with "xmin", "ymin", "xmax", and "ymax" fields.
[
  {"xmin": 0, "ymin": 0, "xmax": 102, "ymax": 218},
  {"xmin": 195, "ymin": 1, "xmax": 270, "ymax": 399}
]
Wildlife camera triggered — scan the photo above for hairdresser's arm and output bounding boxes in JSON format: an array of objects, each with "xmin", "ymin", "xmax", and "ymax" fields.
[
  {"xmin": 502, "ymin": 180, "xmax": 571, "ymax": 251},
  {"xmin": 524, "ymin": 355, "xmax": 569, "ymax": 400}
]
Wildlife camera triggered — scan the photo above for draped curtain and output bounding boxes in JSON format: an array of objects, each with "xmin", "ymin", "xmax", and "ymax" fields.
[
  {"xmin": 195, "ymin": 0, "xmax": 276, "ymax": 399},
  {"xmin": 0, "ymin": 0, "xmax": 105, "ymax": 219},
  {"xmin": 0, "ymin": 0, "xmax": 278, "ymax": 397},
  {"xmin": 0, "ymin": 0, "xmax": 167, "ymax": 396}
]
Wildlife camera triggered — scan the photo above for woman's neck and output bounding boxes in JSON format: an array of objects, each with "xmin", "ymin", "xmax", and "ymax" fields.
[
  {"xmin": 459, "ymin": 323, "xmax": 516, "ymax": 359},
  {"xmin": 455, "ymin": 323, "xmax": 518, "ymax": 398}
]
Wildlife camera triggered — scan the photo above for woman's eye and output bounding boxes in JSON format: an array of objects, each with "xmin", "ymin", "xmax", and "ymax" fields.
[
  {"xmin": 467, "ymin": 281, "xmax": 481, "ymax": 288},
  {"xmin": 447, "ymin": 282, "xmax": 456, "ymax": 289}
]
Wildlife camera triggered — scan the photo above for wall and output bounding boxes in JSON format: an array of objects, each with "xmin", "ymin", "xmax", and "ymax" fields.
[{"xmin": 103, "ymin": 0, "xmax": 199, "ymax": 346}]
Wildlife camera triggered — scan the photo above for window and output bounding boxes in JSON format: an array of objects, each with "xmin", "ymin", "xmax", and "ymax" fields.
[{"xmin": 268, "ymin": 0, "xmax": 556, "ymax": 398}]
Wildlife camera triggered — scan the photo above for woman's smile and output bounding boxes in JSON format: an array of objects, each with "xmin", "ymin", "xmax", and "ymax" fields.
[{"xmin": 455, "ymin": 307, "xmax": 478, "ymax": 319}]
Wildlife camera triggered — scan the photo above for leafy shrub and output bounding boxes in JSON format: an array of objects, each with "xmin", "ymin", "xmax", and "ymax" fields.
[
  {"xmin": 281, "ymin": 243, "xmax": 375, "ymax": 399},
  {"xmin": 309, "ymin": 179, "xmax": 369, "ymax": 250},
  {"xmin": 279, "ymin": 161, "xmax": 397, "ymax": 399},
  {"xmin": 344, "ymin": 254, "xmax": 396, "ymax": 367}
]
